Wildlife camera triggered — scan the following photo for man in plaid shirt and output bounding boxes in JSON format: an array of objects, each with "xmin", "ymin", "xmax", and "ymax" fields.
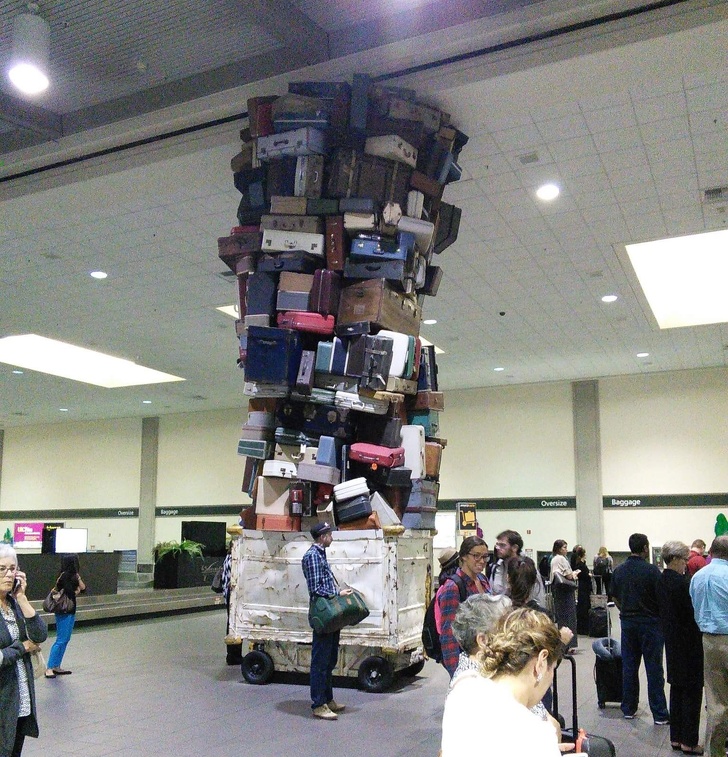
[{"xmin": 302, "ymin": 522, "xmax": 352, "ymax": 720}]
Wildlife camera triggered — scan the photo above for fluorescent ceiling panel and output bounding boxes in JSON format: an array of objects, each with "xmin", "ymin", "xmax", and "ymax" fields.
[
  {"xmin": 0, "ymin": 334, "xmax": 185, "ymax": 388},
  {"xmin": 625, "ymin": 229, "xmax": 728, "ymax": 329}
]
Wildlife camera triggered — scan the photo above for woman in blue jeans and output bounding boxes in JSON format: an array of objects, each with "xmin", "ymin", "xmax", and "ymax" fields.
[{"xmin": 45, "ymin": 554, "xmax": 85, "ymax": 679}]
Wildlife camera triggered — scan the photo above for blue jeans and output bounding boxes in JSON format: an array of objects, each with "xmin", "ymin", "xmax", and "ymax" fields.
[
  {"xmin": 47, "ymin": 612, "xmax": 76, "ymax": 669},
  {"xmin": 620, "ymin": 617, "xmax": 669, "ymax": 720},
  {"xmin": 310, "ymin": 629, "xmax": 340, "ymax": 709}
]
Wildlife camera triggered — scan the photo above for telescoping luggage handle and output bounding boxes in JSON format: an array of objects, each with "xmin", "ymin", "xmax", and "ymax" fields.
[{"xmin": 552, "ymin": 653, "xmax": 579, "ymax": 736}]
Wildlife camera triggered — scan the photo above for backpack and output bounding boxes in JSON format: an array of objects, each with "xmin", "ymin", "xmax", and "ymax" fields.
[
  {"xmin": 422, "ymin": 573, "xmax": 467, "ymax": 663},
  {"xmin": 593, "ymin": 556, "xmax": 609, "ymax": 576},
  {"xmin": 538, "ymin": 554, "xmax": 552, "ymax": 580}
]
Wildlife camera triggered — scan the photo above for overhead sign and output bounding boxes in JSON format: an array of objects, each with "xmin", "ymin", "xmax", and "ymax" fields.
[{"xmin": 457, "ymin": 502, "xmax": 477, "ymax": 533}]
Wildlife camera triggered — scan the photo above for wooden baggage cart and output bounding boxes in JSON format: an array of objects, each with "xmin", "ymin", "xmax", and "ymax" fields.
[{"xmin": 226, "ymin": 526, "xmax": 433, "ymax": 692}]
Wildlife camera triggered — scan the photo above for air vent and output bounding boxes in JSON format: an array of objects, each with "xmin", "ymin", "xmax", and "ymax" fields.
[
  {"xmin": 518, "ymin": 152, "xmax": 539, "ymax": 165},
  {"xmin": 703, "ymin": 186, "xmax": 728, "ymax": 204}
]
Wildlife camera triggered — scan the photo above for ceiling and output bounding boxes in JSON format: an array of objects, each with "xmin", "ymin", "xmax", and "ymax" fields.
[{"xmin": 0, "ymin": 0, "xmax": 727, "ymax": 428}]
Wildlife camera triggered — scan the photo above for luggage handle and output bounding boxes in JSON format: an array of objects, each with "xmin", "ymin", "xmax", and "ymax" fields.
[{"xmin": 552, "ymin": 653, "xmax": 579, "ymax": 735}]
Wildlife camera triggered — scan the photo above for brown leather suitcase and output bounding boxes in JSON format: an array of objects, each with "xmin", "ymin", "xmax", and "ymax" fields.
[
  {"xmin": 412, "ymin": 390, "xmax": 445, "ymax": 411},
  {"xmin": 325, "ymin": 215, "xmax": 346, "ymax": 272},
  {"xmin": 326, "ymin": 148, "xmax": 411, "ymax": 208},
  {"xmin": 260, "ymin": 214, "xmax": 324, "ymax": 234},
  {"xmin": 279, "ymin": 272, "xmax": 315, "ymax": 293},
  {"xmin": 409, "ymin": 170, "xmax": 444, "ymax": 199},
  {"xmin": 269, "ymin": 196, "xmax": 308, "ymax": 215},
  {"xmin": 337, "ymin": 511, "xmax": 382, "ymax": 531},
  {"xmin": 338, "ymin": 279, "xmax": 421, "ymax": 336},
  {"xmin": 255, "ymin": 514, "xmax": 302, "ymax": 532},
  {"xmin": 247, "ymin": 96, "xmax": 278, "ymax": 138},
  {"xmin": 218, "ymin": 231, "xmax": 262, "ymax": 274},
  {"xmin": 425, "ymin": 441, "xmax": 442, "ymax": 479}
]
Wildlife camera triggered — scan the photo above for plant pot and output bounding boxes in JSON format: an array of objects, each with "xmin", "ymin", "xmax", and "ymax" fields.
[{"xmin": 153, "ymin": 552, "xmax": 206, "ymax": 589}]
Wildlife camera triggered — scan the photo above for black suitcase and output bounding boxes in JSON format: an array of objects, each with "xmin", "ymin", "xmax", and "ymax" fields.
[
  {"xmin": 553, "ymin": 654, "xmax": 617, "ymax": 756},
  {"xmin": 334, "ymin": 492, "xmax": 372, "ymax": 523},
  {"xmin": 594, "ymin": 655, "xmax": 623, "ymax": 709},
  {"xmin": 588, "ymin": 607, "xmax": 608, "ymax": 638}
]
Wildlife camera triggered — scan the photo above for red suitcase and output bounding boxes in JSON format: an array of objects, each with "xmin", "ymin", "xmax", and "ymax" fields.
[
  {"xmin": 276, "ymin": 311, "xmax": 335, "ymax": 335},
  {"xmin": 325, "ymin": 216, "xmax": 346, "ymax": 272},
  {"xmin": 349, "ymin": 443, "xmax": 405, "ymax": 469},
  {"xmin": 310, "ymin": 269, "xmax": 341, "ymax": 317}
]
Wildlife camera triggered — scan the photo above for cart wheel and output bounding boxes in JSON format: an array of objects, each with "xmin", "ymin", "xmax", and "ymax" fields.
[
  {"xmin": 357, "ymin": 656, "xmax": 394, "ymax": 693},
  {"xmin": 401, "ymin": 659, "xmax": 425, "ymax": 677},
  {"xmin": 241, "ymin": 649, "xmax": 274, "ymax": 685}
]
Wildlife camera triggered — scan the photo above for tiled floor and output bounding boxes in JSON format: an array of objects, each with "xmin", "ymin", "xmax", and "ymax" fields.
[{"xmin": 24, "ymin": 607, "xmax": 703, "ymax": 756}]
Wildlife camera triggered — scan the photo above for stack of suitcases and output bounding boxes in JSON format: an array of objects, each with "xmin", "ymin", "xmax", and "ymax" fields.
[{"xmin": 218, "ymin": 74, "xmax": 467, "ymax": 534}]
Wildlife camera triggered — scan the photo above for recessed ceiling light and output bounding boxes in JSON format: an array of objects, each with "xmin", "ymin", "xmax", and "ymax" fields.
[
  {"xmin": 0, "ymin": 334, "xmax": 185, "ymax": 388},
  {"xmin": 601, "ymin": 295, "xmax": 618, "ymax": 303},
  {"xmin": 625, "ymin": 229, "xmax": 728, "ymax": 328},
  {"xmin": 494, "ymin": 367, "xmax": 505, "ymax": 372},
  {"xmin": 423, "ymin": 319, "xmax": 437, "ymax": 325},
  {"xmin": 536, "ymin": 183, "xmax": 560, "ymax": 201},
  {"xmin": 90, "ymin": 271, "xmax": 108, "ymax": 279},
  {"xmin": 216, "ymin": 305, "xmax": 239, "ymax": 319},
  {"xmin": 12, "ymin": 369, "xmax": 23, "ymax": 375},
  {"xmin": 636, "ymin": 352, "xmax": 650, "ymax": 358},
  {"xmin": 59, "ymin": 408, "xmax": 69, "ymax": 412},
  {"xmin": 142, "ymin": 400, "xmax": 152, "ymax": 404}
]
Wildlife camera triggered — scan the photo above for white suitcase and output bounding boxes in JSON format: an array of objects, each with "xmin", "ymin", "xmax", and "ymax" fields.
[
  {"xmin": 407, "ymin": 190, "xmax": 424, "ymax": 219},
  {"xmin": 302, "ymin": 446, "xmax": 318, "ymax": 463},
  {"xmin": 246, "ymin": 411, "xmax": 276, "ymax": 428},
  {"xmin": 257, "ymin": 127, "xmax": 326, "ymax": 160},
  {"xmin": 262, "ymin": 229, "xmax": 324, "ymax": 257},
  {"xmin": 244, "ymin": 382, "xmax": 289, "ymax": 398},
  {"xmin": 297, "ymin": 461, "xmax": 341, "ymax": 485},
  {"xmin": 365, "ymin": 134, "xmax": 418, "ymax": 168},
  {"xmin": 377, "ymin": 330, "xmax": 410, "ymax": 378},
  {"xmin": 398, "ymin": 216, "xmax": 435, "ymax": 254},
  {"xmin": 255, "ymin": 475, "xmax": 290, "ymax": 515},
  {"xmin": 370, "ymin": 491, "xmax": 401, "ymax": 527},
  {"xmin": 333, "ymin": 477, "xmax": 370, "ymax": 502},
  {"xmin": 400, "ymin": 425, "xmax": 426, "ymax": 479},
  {"xmin": 334, "ymin": 391, "xmax": 390, "ymax": 415},
  {"xmin": 344, "ymin": 213, "xmax": 377, "ymax": 232},
  {"xmin": 274, "ymin": 443, "xmax": 305, "ymax": 464},
  {"xmin": 262, "ymin": 460, "xmax": 297, "ymax": 479}
]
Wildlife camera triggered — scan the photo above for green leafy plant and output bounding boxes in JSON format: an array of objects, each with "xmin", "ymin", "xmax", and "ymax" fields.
[{"xmin": 154, "ymin": 539, "xmax": 205, "ymax": 562}]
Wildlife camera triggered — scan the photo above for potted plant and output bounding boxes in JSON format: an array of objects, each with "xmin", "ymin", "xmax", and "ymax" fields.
[{"xmin": 153, "ymin": 539, "xmax": 206, "ymax": 589}]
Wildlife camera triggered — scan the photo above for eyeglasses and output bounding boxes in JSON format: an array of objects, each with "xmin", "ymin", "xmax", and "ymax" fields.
[
  {"xmin": 468, "ymin": 553, "xmax": 488, "ymax": 561},
  {"xmin": 0, "ymin": 565, "xmax": 17, "ymax": 574}
]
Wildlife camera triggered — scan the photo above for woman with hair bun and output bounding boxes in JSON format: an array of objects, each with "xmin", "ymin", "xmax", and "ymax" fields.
[{"xmin": 441, "ymin": 607, "xmax": 564, "ymax": 756}]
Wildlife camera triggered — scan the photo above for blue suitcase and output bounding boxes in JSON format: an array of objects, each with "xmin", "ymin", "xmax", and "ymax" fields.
[
  {"xmin": 334, "ymin": 493, "xmax": 372, "ymax": 524},
  {"xmin": 343, "ymin": 259, "xmax": 411, "ymax": 287},
  {"xmin": 246, "ymin": 272, "xmax": 279, "ymax": 317},
  {"xmin": 245, "ymin": 327, "xmax": 302, "ymax": 386},
  {"xmin": 349, "ymin": 232, "xmax": 413, "ymax": 262},
  {"xmin": 276, "ymin": 401, "xmax": 354, "ymax": 440},
  {"xmin": 257, "ymin": 252, "xmax": 323, "ymax": 274}
]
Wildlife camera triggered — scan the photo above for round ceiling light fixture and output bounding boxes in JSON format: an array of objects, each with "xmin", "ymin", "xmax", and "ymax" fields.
[
  {"xmin": 8, "ymin": 10, "xmax": 50, "ymax": 95},
  {"xmin": 601, "ymin": 295, "xmax": 618, "ymax": 303},
  {"xmin": 536, "ymin": 183, "xmax": 560, "ymax": 201},
  {"xmin": 90, "ymin": 270, "xmax": 108, "ymax": 279}
]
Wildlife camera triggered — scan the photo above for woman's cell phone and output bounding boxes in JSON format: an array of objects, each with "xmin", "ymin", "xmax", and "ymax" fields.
[{"xmin": 13, "ymin": 577, "xmax": 21, "ymax": 594}]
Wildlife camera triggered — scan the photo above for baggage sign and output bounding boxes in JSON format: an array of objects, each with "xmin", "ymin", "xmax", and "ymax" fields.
[{"xmin": 456, "ymin": 502, "xmax": 477, "ymax": 536}]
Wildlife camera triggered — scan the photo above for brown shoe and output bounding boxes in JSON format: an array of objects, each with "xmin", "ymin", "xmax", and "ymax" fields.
[
  {"xmin": 327, "ymin": 700, "xmax": 346, "ymax": 713},
  {"xmin": 312, "ymin": 704, "xmax": 337, "ymax": 720}
]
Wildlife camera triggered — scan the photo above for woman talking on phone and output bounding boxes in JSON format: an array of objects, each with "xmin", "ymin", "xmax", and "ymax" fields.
[{"xmin": 0, "ymin": 543, "xmax": 48, "ymax": 757}]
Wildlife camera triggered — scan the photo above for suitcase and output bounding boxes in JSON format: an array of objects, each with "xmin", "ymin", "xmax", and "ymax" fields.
[
  {"xmin": 553, "ymin": 654, "xmax": 617, "ymax": 756},
  {"xmin": 377, "ymin": 330, "xmax": 410, "ymax": 378},
  {"xmin": 307, "ymin": 198, "xmax": 339, "ymax": 216},
  {"xmin": 296, "ymin": 461, "xmax": 341, "ymax": 485},
  {"xmin": 274, "ymin": 443, "xmax": 305, "ymax": 465},
  {"xmin": 365, "ymin": 134, "xmax": 418, "ymax": 168},
  {"xmin": 340, "ymin": 198, "xmax": 378, "ymax": 214},
  {"xmin": 417, "ymin": 346, "xmax": 439, "ymax": 391},
  {"xmin": 324, "ymin": 216, "xmax": 346, "ymax": 272},
  {"xmin": 276, "ymin": 290, "xmax": 310, "ymax": 311},
  {"xmin": 243, "ymin": 314, "xmax": 271, "ymax": 328},
  {"xmin": 589, "ymin": 607, "xmax": 609, "ymax": 638},
  {"xmin": 275, "ymin": 426, "xmax": 318, "ymax": 447},
  {"xmin": 288, "ymin": 81, "xmax": 351, "ymax": 100},
  {"xmin": 260, "ymin": 214, "xmax": 324, "ymax": 234},
  {"xmin": 413, "ymin": 390, "xmax": 444, "ymax": 410},
  {"xmin": 294, "ymin": 155, "xmax": 325, "ymax": 198},
  {"xmin": 316, "ymin": 435, "xmax": 339, "ymax": 468},
  {"xmin": 355, "ymin": 414, "xmax": 402, "ymax": 447},
  {"xmin": 295, "ymin": 350, "xmax": 316, "ymax": 394},
  {"xmin": 257, "ymin": 251, "xmax": 323, "ymax": 274},
  {"xmin": 245, "ymin": 326, "xmax": 302, "ymax": 386},
  {"xmin": 420, "ymin": 265, "xmax": 443, "ymax": 296},
  {"xmin": 401, "ymin": 479, "xmax": 438, "ymax": 529},
  {"xmin": 247, "ymin": 96, "xmax": 277, "ymax": 138},
  {"xmin": 236, "ymin": 439, "xmax": 272, "ymax": 459},
  {"xmin": 243, "ymin": 382, "xmax": 289, "ymax": 399},
  {"xmin": 255, "ymin": 475, "xmax": 291, "ymax": 515},
  {"xmin": 397, "ymin": 216, "xmax": 435, "ymax": 254},
  {"xmin": 433, "ymin": 202, "xmax": 462, "ymax": 254},
  {"xmin": 595, "ymin": 654, "xmax": 623, "ymax": 710},
  {"xmin": 344, "ymin": 213, "xmax": 378, "ymax": 233},
  {"xmin": 334, "ymin": 493, "xmax": 373, "ymax": 524},
  {"xmin": 277, "ymin": 311, "xmax": 335, "ymax": 335},
  {"xmin": 262, "ymin": 460, "xmax": 297, "ymax": 479},
  {"xmin": 269, "ymin": 196, "xmax": 308, "ymax": 215},
  {"xmin": 326, "ymin": 148, "xmax": 412, "ymax": 208},
  {"xmin": 385, "ymin": 376, "xmax": 417, "ymax": 394},
  {"xmin": 349, "ymin": 443, "xmax": 405, "ymax": 468},
  {"xmin": 400, "ymin": 424, "xmax": 426, "ymax": 479},
  {"xmin": 310, "ymin": 269, "xmax": 341, "ymax": 317},
  {"xmin": 338, "ymin": 279, "xmax": 421, "ymax": 336},
  {"xmin": 256, "ymin": 514, "xmax": 301, "ymax": 532},
  {"xmin": 424, "ymin": 441, "xmax": 442, "ymax": 478},
  {"xmin": 257, "ymin": 127, "xmax": 327, "ymax": 160},
  {"xmin": 350, "ymin": 73, "xmax": 370, "ymax": 138},
  {"xmin": 218, "ymin": 231, "xmax": 262, "ymax": 274},
  {"xmin": 349, "ymin": 232, "xmax": 412, "ymax": 263},
  {"xmin": 235, "ymin": 168, "xmax": 268, "ymax": 225},
  {"xmin": 245, "ymin": 271, "xmax": 278, "ymax": 317},
  {"xmin": 276, "ymin": 400, "xmax": 353, "ymax": 440},
  {"xmin": 337, "ymin": 511, "xmax": 382, "ymax": 531},
  {"xmin": 333, "ymin": 476, "xmax": 369, "ymax": 502},
  {"xmin": 407, "ymin": 409, "xmax": 440, "ymax": 437},
  {"xmin": 265, "ymin": 156, "xmax": 297, "ymax": 197},
  {"xmin": 262, "ymin": 229, "xmax": 325, "ymax": 257},
  {"xmin": 336, "ymin": 320, "xmax": 372, "ymax": 338},
  {"xmin": 360, "ymin": 334, "xmax": 394, "ymax": 392},
  {"xmin": 334, "ymin": 390, "xmax": 390, "ymax": 416}
]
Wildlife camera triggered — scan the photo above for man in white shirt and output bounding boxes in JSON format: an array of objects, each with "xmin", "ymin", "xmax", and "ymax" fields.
[{"xmin": 490, "ymin": 529, "xmax": 546, "ymax": 605}]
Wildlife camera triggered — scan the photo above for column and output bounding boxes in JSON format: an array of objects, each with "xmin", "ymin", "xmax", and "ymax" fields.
[{"xmin": 137, "ymin": 417, "xmax": 159, "ymax": 574}]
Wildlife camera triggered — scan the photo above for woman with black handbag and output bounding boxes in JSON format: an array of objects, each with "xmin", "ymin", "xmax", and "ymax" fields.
[
  {"xmin": 0, "ymin": 543, "xmax": 48, "ymax": 757},
  {"xmin": 44, "ymin": 554, "xmax": 85, "ymax": 679},
  {"xmin": 549, "ymin": 540, "xmax": 579, "ymax": 651}
]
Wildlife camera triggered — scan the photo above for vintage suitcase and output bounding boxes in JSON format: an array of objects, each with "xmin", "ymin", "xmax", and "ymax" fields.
[
  {"xmin": 365, "ymin": 134, "xmax": 418, "ymax": 168},
  {"xmin": 244, "ymin": 314, "xmax": 271, "ymax": 327},
  {"xmin": 433, "ymin": 202, "xmax": 462, "ymax": 254},
  {"xmin": 354, "ymin": 414, "xmax": 402, "ymax": 447},
  {"xmin": 397, "ymin": 216, "xmax": 435, "ymax": 254},
  {"xmin": 420, "ymin": 265, "xmax": 443, "ymax": 296},
  {"xmin": 407, "ymin": 409, "xmax": 440, "ymax": 437},
  {"xmin": 247, "ymin": 95, "xmax": 277, "ymax": 138},
  {"xmin": 257, "ymin": 252, "xmax": 323, "ymax": 274},
  {"xmin": 275, "ymin": 426, "xmax": 318, "ymax": 447},
  {"xmin": 330, "ymin": 336, "xmax": 347, "ymax": 375},
  {"xmin": 360, "ymin": 334, "xmax": 394, "ymax": 392},
  {"xmin": 335, "ymin": 321, "xmax": 371, "ymax": 338},
  {"xmin": 297, "ymin": 461, "xmax": 341, "ymax": 485},
  {"xmin": 344, "ymin": 259, "xmax": 414, "ymax": 289},
  {"xmin": 386, "ymin": 97, "xmax": 443, "ymax": 133},
  {"xmin": 349, "ymin": 443, "xmax": 405, "ymax": 468},
  {"xmin": 246, "ymin": 272, "xmax": 278, "ymax": 317},
  {"xmin": 315, "ymin": 340, "xmax": 335, "ymax": 373},
  {"xmin": 242, "ymin": 458, "xmax": 260, "ymax": 496},
  {"xmin": 337, "ymin": 511, "xmax": 382, "ymax": 531},
  {"xmin": 235, "ymin": 167, "xmax": 268, "ymax": 225},
  {"xmin": 338, "ymin": 279, "xmax": 421, "ymax": 336},
  {"xmin": 257, "ymin": 127, "xmax": 326, "ymax": 160},
  {"xmin": 400, "ymin": 424, "xmax": 426, "ymax": 479},
  {"xmin": 255, "ymin": 514, "xmax": 302, "ymax": 532},
  {"xmin": 277, "ymin": 311, "xmax": 335, "ymax": 335},
  {"xmin": 407, "ymin": 190, "xmax": 424, "ymax": 219},
  {"xmin": 294, "ymin": 155, "xmax": 325, "ymax": 198},
  {"xmin": 366, "ymin": 112, "xmax": 426, "ymax": 149},
  {"xmin": 218, "ymin": 231, "xmax": 262, "ymax": 274},
  {"xmin": 291, "ymin": 386, "xmax": 337, "ymax": 405},
  {"xmin": 333, "ymin": 476, "xmax": 370, "ymax": 502},
  {"xmin": 274, "ymin": 442, "xmax": 305, "ymax": 465},
  {"xmin": 334, "ymin": 493, "xmax": 373, "ymax": 524},
  {"xmin": 409, "ymin": 170, "xmax": 444, "ymax": 200},
  {"xmin": 276, "ymin": 290, "xmax": 310, "ymax": 311},
  {"xmin": 326, "ymin": 148, "xmax": 412, "ymax": 208},
  {"xmin": 350, "ymin": 231, "xmax": 414, "ymax": 262},
  {"xmin": 339, "ymin": 197, "xmax": 378, "ymax": 214},
  {"xmin": 413, "ymin": 390, "xmax": 445, "ymax": 411},
  {"xmin": 273, "ymin": 113, "xmax": 329, "ymax": 132},
  {"xmin": 324, "ymin": 215, "xmax": 346, "ymax": 272},
  {"xmin": 289, "ymin": 479, "xmax": 314, "ymax": 517},
  {"xmin": 262, "ymin": 229, "xmax": 325, "ymax": 257},
  {"xmin": 424, "ymin": 441, "xmax": 442, "ymax": 478},
  {"xmin": 260, "ymin": 214, "xmax": 324, "ymax": 234},
  {"xmin": 316, "ymin": 435, "xmax": 339, "ymax": 467},
  {"xmin": 265, "ymin": 156, "xmax": 297, "ymax": 197},
  {"xmin": 236, "ymin": 439, "xmax": 272, "ymax": 459},
  {"xmin": 279, "ymin": 271, "xmax": 315, "ymax": 292},
  {"xmin": 401, "ymin": 506, "xmax": 436, "ymax": 531},
  {"xmin": 401, "ymin": 478, "xmax": 439, "ymax": 523},
  {"xmin": 344, "ymin": 334, "xmax": 367, "ymax": 378},
  {"xmin": 288, "ymin": 81, "xmax": 351, "ymax": 100},
  {"xmin": 269, "ymin": 196, "xmax": 308, "ymax": 215},
  {"xmin": 307, "ymin": 198, "xmax": 339, "ymax": 215},
  {"xmin": 334, "ymin": 390, "xmax": 390, "ymax": 415},
  {"xmin": 310, "ymin": 269, "xmax": 341, "ymax": 317},
  {"xmin": 276, "ymin": 401, "xmax": 353, "ymax": 440},
  {"xmin": 243, "ymin": 382, "xmax": 289, "ymax": 399},
  {"xmin": 245, "ymin": 326, "xmax": 302, "ymax": 386},
  {"xmin": 377, "ymin": 330, "xmax": 410, "ymax": 378},
  {"xmin": 262, "ymin": 459, "xmax": 297, "ymax": 479},
  {"xmin": 295, "ymin": 350, "xmax": 316, "ymax": 394},
  {"xmin": 385, "ymin": 376, "xmax": 417, "ymax": 395},
  {"xmin": 417, "ymin": 346, "xmax": 439, "ymax": 391},
  {"xmin": 350, "ymin": 73, "xmax": 370, "ymax": 138},
  {"xmin": 344, "ymin": 212, "xmax": 378, "ymax": 232}
]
